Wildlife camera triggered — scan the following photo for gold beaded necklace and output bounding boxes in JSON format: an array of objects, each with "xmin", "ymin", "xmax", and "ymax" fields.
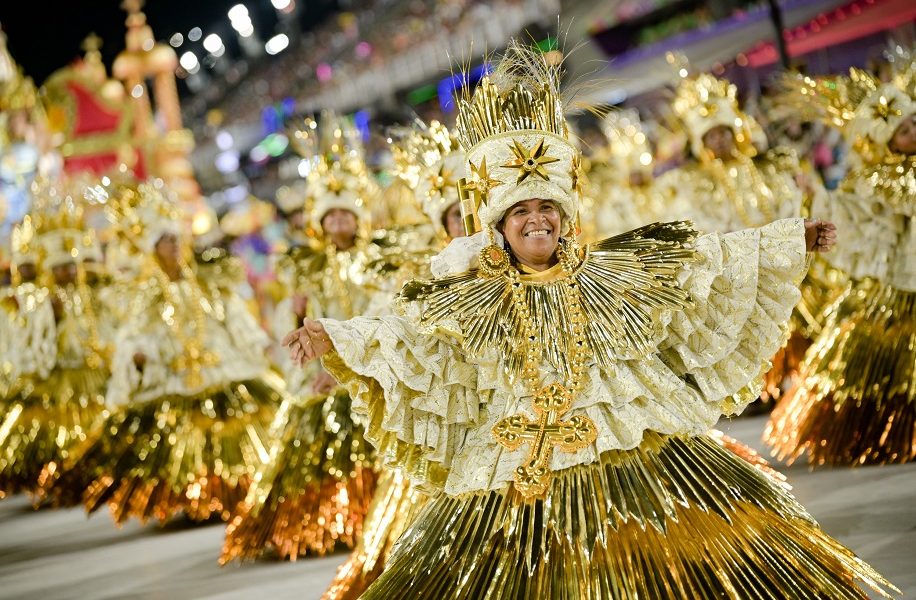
[{"xmin": 492, "ymin": 238, "xmax": 597, "ymax": 497}]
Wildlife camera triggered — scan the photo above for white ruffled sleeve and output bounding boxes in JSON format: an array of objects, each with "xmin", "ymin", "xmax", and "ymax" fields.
[
  {"xmin": 319, "ymin": 306, "xmax": 480, "ymax": 478},
  {"xmin": 660, "ymin": 217, "xmax": 808, "ymax": 412}
]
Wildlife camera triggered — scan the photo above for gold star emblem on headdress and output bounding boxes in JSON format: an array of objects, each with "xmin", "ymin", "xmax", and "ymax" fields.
[
  {"xmin": 871, "ymin": 95, "xmax": 902, "ymax": 122},
  {"xmin": 501, "ymin": 138, "xmax": 560, "ymax": 184},
  {"xmin": 464, "ymin": 156, "xmax": 502, "ymax": 199},
  {"xmin": 326, "ymin": 174, "xmax": 344, "ymax": 194},
  {"xmin": 570, "ymin": 154, "xmax": 586, "ymax": 197},
  {"xmin": 427, "ymin": 164, "xmax": 456, "ymax": 198}
]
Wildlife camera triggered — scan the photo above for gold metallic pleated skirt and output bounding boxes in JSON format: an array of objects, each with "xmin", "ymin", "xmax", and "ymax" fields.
[
  {"xmin": 42, "ymin": 376, "xmax": 281, "ymax": 524},
  {"xmin": 0, "ymin": 367, "xmax": 108, "ymax": 502},
  {"xmin": 360, "ymin": 431, "xmax": 895, "ymax": 600},
  {"xmin": 766, "ymin": 279, "xmax": 915, "ymax": 466},
  {"xmin": 220, "ymin": 390, "xmax": 377, "ymax": 563},
  {"xmin": 761, "ymin": 259, "xmax": 846, "ymax": 405},
  {"xmin": 322, "ymin": 468, "xmax": 428, "ymax": 600}
]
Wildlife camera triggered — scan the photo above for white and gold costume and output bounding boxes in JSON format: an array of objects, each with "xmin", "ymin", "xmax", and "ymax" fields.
[
  {"xmin": 45, "ymin": 182, "xmax": 283, "ymax": 524},
  {"xmin": 767, "ymin": 61, "xmax": 916, "ymax": 466},
  {"xmin": 579, "ymin": 109, "xmax": 662, "ymax": 240},
  {"xmin": 1, "ymin": 186, "xmax": 110, "ymax": 503},
  {"xmin": 306, "ymin": 43, "xmax": 893, "ymax": 599},
  {"xmin": 222, "ymin": 115, "xmax": 388, "ymax": 562}
]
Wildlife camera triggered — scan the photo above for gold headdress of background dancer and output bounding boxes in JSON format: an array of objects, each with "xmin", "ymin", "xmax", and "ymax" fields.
[
  {"xmin": 390, "ymin": 118, "xmax": 466, "ymax": 238},
  {"xmin": 778, "ymin": 45, "xmax": 916, "ymax": 167},
  {"xmin": 453, "ymin": 39, "xmax": 587, "ymax": 275},
  {"xmin": 600, "ymin": 108, "xmax": 655, "ymax": 179},
  {"xmin": 29, "ymin": 178, "xmax": 108, "ymax": 367},
  {"xmin": 290, "ymin": 112, "xmax": 375, "ymax": 236},
  {"xmin": 668, "ymin": 54, "xmax": 765, "ymax": 162}
]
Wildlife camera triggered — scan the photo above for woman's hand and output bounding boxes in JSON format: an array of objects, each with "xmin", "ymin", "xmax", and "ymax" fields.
[
  {"xmin": 282, "ymin": 319, "xmax": 333, "ymax": 366},
  {"xmin": 311, "ymin": 370, "xmax": 337, "ymax": 395},
  {"xmin": 804, "ymin": 219, "xmax": 836, "ymax": 253}
]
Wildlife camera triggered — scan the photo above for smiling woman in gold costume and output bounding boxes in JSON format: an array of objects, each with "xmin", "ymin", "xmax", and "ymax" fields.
[
  {"xmin": 766, "ymin": 53, "xmax": 916, "ymax": 466},
  {"xmin": 283, "ymin": 41, "xmax": 893, "ymax": 599}
]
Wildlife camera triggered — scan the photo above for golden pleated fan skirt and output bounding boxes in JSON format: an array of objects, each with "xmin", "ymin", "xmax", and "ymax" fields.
[
  {"xmin": 360, "ymin": 431, "xmax": 895, "ymax": 600},
  {"xmin": 761, "ymin": 259, "xmax": 846, "ymax": 405},
  {"xmin": 322, "ymin": 468, "xmax": 428, "ymax": 600},
  {"xmin": 220, "ymin": 390, "xmax": 377, "ymax": 563},
  {"xmin": 766, "ymin": 279, "xmax": 916, "ymax": 466},
  {"xmin": 0, "ymin": 367, "xmax": 108, "ymax": 503},
  {"xmin": 43, "ymin": 376, "xmax": 281, "ymax": 525}
]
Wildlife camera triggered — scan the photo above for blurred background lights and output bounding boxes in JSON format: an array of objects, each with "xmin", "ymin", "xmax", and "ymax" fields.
[
  {"xmin": 265, "ymin": 33, "xmax": 289, "ymax": 55},
  {"xmin": 203, "ymin": 33, "xmax": 223, "ymax": 54},
  {"xmin": 180, "ymin": 51, "xmax": 200, "ymax": 74},
  {"xmin": 188, "ymin": 27, "xmax": 202, "ymax": 42}
]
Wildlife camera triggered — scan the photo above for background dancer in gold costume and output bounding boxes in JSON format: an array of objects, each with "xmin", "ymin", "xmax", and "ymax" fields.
[
  {"xmin": 578, "ymin": 109, "xmax": 662, "ymax": 240},
  {"xmin": 1, "ymin": 182, "xmax": 110, "ymax": 505},
  {"xmin": 766, "ymin": 51, "xmax": 916, "ymax": 466},
  {"xmin": 660, "ymin": 66, "xmax": 832, "ymax": 404},
  {"xmin": 323, "ymin": 118, "xmax": 466, "ymax": 600},
  {"xmin": 221, "ymin": 115, "xmax": 385, "ymax": 563},
  {"xmin": 284, "ymin": 41, "xmax": 894, "ymax": 599},
  {"xmin": 43, "ymin": 181, "xmax": 284, "ymax": 525}
]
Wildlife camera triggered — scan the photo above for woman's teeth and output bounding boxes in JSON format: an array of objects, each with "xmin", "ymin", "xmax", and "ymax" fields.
[{"xmin": 524, "ymin": 229, "xmax": 550, "ymax": 238}]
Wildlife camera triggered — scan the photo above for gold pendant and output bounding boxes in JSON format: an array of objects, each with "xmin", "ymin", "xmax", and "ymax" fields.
[
  {"xmin": 492, "ymin": 383, "xmax": 597, "ymax": 497},
  {"xmin": 478, "ymin": 244, "xmax": 510, "ymax": 278}
]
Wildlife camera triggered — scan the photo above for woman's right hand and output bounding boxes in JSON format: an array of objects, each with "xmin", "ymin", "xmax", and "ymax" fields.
[{"xmin": 282, "ymin": 319, "xmax": 333, "ymax": 366}]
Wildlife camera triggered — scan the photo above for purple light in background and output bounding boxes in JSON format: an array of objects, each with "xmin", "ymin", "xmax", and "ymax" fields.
[
  {"xmin": 353, "ymin": 110, "xmax": 370, "ymax": 142},
  {"xmin": 355, "ymin": 41, "xmax": 372, "ymax": 59},
  {"xmin": 316, "ymin": 63, "xmax": 333, "ymax": 82},
  {"xmin": 437, "ymin": 62, "xmax": 492, "ymax": 113}
]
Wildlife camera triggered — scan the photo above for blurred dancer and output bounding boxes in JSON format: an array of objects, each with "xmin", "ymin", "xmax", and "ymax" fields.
[
  {"xmin": 44, "ymin": 181, "xmax": 284, "ymax": 524},
  {"xmin": 767, "ymin": 56, "xmax": 916, "ymax": 466}
]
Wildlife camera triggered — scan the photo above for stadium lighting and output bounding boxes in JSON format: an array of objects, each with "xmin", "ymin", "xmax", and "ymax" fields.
[{"xmin": 265, "ymin": 33, "xmax": 289, "ymax": 55}]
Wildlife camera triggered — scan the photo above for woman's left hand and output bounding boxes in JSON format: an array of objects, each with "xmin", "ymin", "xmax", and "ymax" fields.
[
  {"xmin": 804, "ymin": 219, "xmax": 836, "ymax": 253},
  {"xmin": 282, "ymin": 319, "xmax": 333, "ymax": 366}
]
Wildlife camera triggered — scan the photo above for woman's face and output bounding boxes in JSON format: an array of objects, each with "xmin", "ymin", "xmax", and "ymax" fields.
[
  {"xmin": 155, "ymin": 233, "xmax": 180, "ymax": 265},
  {"xmin": 321, "ymin": 208, "xmax": 358, "ymax": 244},
  {"xmin": 443, "ymin": 202, "xmax": 465, "ymax": 240},
  {"xmin": 52, "ymin": 262, "xmax": 77, "ymax": 285},
  {"xmin": 702, "ymin": 125, "xmax": 736, "ymax": 160},
  {"xmin": 499, "ymin": 198, "xmax": 562, "ymax": 268},
  {"xmin": 889, "ymin": 113, "xmax": 916, "ymax": 155}
]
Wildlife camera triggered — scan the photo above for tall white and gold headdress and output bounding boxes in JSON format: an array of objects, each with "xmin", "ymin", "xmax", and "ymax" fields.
[
  {"xmin": 30, "ymin": 178, "xmax": 100, "ymax": 270},
  {"xmin": 454, "ymin": 40, "xmax": 582, "ymax": 235},
  {"xmin": 670, "ymin": 67, "xmax": 761, "ymax": 161},
  {"xmin": 778, "ymin": 46, "xmax": 916, "ymax": 164},
  {"xmin": 96, "ymin": 178, "xmax": 185, "ymax": 255},
  {"xmin": 290, "ymin": 112, "xmax": 374, "ymax": 233},
  {"xmin": 601, "ymin": 108, "xmax": 654, "ymax": 177},
  {"xmin": 390, "ymin": 119, "xmax": 466, "ymax": 236}
]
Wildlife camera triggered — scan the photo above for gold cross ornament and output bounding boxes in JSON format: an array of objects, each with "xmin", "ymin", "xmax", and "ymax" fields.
[
  {"xmin": 493, "ymin": 382, "xmax": 597, "ymax": 497},
  {"xmin": 501, "ymin": 138, "xmax": 560, "ymax": 184}
]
